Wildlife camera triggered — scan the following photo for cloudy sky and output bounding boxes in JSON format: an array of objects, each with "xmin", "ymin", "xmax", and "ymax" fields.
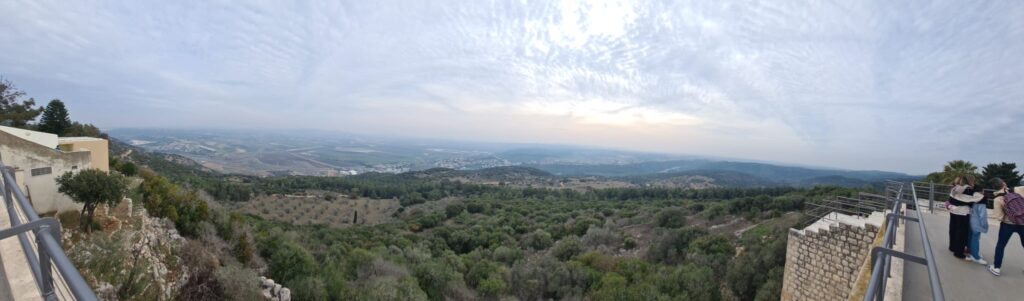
[{"xmin": 2, "ymin": 0, "xmax": 1023, "ymax": 173}]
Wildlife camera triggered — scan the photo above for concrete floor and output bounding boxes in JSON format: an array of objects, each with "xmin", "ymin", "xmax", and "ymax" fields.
[
  {"xmin": 0, "ymin": 197, "xmax": 43, "ymax": 301},
  {"xmin": 903, "ymin": 209, "xmax": 1024, "ymax": 301},
  {"xmin": 0, "ymin": 252, "xmax": 12, "ymax": 301}
]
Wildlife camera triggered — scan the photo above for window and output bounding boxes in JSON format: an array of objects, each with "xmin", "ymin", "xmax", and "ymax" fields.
[{"xmin": 31, "ymin": 167, "xmax": 52, "ymax": 176}]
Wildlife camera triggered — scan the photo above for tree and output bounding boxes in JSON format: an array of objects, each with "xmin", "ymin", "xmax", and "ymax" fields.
[
  {"xmin": 56, "ymin": 169, "xmax": 128, "ymax": 232},
  {"xmin": 445, "ymin": 203, "xmax": 466, "ymax": 218},
  {"xmin": 655, "ymin": 208, "xmax": 687, "ymax": 228},
  {"xmin": 939, "ymin": 160, "xmax": 980, "ymax": 184},
  {"xmin": 981, "ymin": 162, "xmax": 1022, "ymax": 188},
  {"xmin": 65, "ymin": 121, "xmax": 103, "ymax": 138},
  {"xmin": 233, "ymin": 232, "xmax": 255, "ymax": 265},
  {"xmin": 269, "ymin": 241, "xmax": 317, "ymax": 284},
  {"xmin": 38, "ymin": 99, "xmax": 72, "ymax": 135},
  {"xmin": 521, "ymin": 229, "xmax": 553, "ymax": 250},
  {"xmin": 0, "ymin": 77, "xmax": 43, "ymax": 127}
]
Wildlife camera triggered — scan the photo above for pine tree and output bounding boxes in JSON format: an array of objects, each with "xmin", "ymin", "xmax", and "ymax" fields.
[
  {"xmin": 38, "ymin": 99, "xmax": 72, "ymax": 135},
  {"xmin": 981, "ymin": 162, "xmax": 1022, "ymax": 187}
]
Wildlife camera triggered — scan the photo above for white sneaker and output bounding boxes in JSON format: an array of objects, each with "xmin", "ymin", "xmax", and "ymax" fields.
[
  {"xmin": 988, "ymin": 265, "xmax": 1001, "ymax": 276},
  {"xmin": 974, "ymin": 257, "xmax": 988, "ymax": 265}
]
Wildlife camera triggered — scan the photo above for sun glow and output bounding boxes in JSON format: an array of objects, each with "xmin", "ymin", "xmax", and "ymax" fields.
[{"xmin": 521, "ymin": 100, "xmax": 703, "ymax": 127}]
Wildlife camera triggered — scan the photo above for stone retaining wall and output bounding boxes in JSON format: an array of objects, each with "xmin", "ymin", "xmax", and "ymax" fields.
[{"xmin": 781, "ymin": 212, "xmax": 882, "ymax": 301}]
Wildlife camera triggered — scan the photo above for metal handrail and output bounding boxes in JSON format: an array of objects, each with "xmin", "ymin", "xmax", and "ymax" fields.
[
  {"xmin": 862, "ymin": 181, "xmax": 944, "ymax": 301},
  {"xmin": 0, "ymin": 162, "xmax": 98, "ymax": 301},
  {"xmin": 912, "ymin": 181, "xmax": 1001, "ymax": 213}
]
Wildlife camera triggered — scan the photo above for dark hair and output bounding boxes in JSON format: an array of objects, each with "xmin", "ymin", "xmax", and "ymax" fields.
[{"xmin": 989, "ymin": 178, "xmax": 1007, "ymax": 190}]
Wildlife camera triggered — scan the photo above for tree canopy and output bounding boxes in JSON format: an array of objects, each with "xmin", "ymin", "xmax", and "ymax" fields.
[
  {"xmin": 982, "ymin": 162, "xmax": 1022, "ymax": 188},
  {"xmin": 940, "ymin": 160, "xmax": 980, "ymax": 184},
  {"xmin": 39, "ymin": 99, "xmax": 72, "ymax": 135},
  {"xmin": 0, "ymin": 77, "xmax": 43, "ymax": 127},
  {"xmin": 56, "ymin": 169, "xmax": 128, "ymax": 232}
]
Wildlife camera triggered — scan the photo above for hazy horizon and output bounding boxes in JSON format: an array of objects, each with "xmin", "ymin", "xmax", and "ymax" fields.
[{"xmin": 3, "ymin": 1, "xmax": 1024, "ymax": 174}]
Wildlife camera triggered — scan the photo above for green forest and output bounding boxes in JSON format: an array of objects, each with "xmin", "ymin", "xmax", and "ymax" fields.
[{"xmin": 112, "ymin": 142, "xmax": 862, "ymax": 301}]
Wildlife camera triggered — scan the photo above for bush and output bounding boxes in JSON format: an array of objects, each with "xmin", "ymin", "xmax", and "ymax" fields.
[
  {"xmin": 492, "ymin": 246, "xmax": 522, "ymax": 264},
  {"xmin": 270, "ymin": 241, "xmax": 317, "ymax": 284},
  {"xmin": 551, "ymin": 236, "xmax": 584, "ymax": 260},
  {"xmin": 581, "ymin": 227, "xmax": 622, "ymax": 249},
  {"xmin": 445, "ymin": 203, "xmax": 466, "ymax": 218},
  {"xmin": 215, "ymin": 265, "xmax": 263, "ymax": 301},
  {"xmin": 477, "ymin": 275, "xmax": 507, "ymax": 297},
  {"xmin": 655, "ymin": 208, "xmax": 687, "ymax": 228},
  {"xmin": 647, "ymin": 227, "xmax": 707, "ymax": 264},
  {"xmin": 521, "ymin": 229, "xmax": 553, "ymax": 251},
  {"xmin": 292, "ymin": 276, "xmax": 329, "ymax": 301}
]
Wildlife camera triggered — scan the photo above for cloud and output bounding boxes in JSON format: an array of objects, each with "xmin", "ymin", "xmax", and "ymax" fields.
[{"xmin": 1, "ymin": 0, "xmax": 1023, "ymax": 173}]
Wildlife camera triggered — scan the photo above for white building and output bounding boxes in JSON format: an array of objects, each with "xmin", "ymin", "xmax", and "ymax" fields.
[{"xmin": 0, "ymin": 126, "xmax": 109, "ymax": 214}]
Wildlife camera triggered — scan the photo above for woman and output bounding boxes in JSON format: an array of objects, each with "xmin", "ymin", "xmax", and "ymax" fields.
[
  {"xmin": 947, "ymin": 176, "xmax": 983, "ymax": 259},
  {"xmin": 987, "ymin": 178, "xmax": 1024, "ymax": 276},
  {"xmin": 967, "ymin": 182, "xmax": 989, "ymax": 264}
]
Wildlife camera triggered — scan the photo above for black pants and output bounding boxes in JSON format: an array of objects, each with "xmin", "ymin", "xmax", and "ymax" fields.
[
  {"xmin": 994, "ymin": 223, "xmax": 1024, "ymax": 268},
  {"xmin": 949, "ymin": 213, "xmax": 971, "ymax": 258}
]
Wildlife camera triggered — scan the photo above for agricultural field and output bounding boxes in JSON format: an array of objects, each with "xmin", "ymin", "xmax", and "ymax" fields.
[{"xmin": 232, "ymin": 191, "xmax": 401, "ymax": 228}]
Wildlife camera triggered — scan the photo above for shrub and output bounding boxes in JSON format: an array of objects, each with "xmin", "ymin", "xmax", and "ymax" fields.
[
  {"xmin": 655, "ymin": 208, "xmax": 687, "ymax": 228},
  {"xmin": 551, "ymin": 236, "xmax": 584, "ymax": 260},
  {"xmin": 215, "ymin": 265, "xmax": 263, "ymax": 301},
  {"xmin": 521, "ymin": 229, "xmax": 553, "ymax": 251},
  {"xmin": 477, "ymin": 275, "xmax": 507, "ymax": 297},
  {"xmin": 492, "ymin": 246, "xmax": 522, "ymax": 264},
  {"xmin": 292, "ymin": 276, "xmax": 329, "ymax": 301},
  {"xmin": 270, "ymin": 241, "xmax": 317, "ymax": 284},
  {"xmin": 581, "ymin": 227, "xmax": 622, "ymax": 249},
  {"xmin": 445, "ymin": 203, "xmax": 466, "ymax": 218}
]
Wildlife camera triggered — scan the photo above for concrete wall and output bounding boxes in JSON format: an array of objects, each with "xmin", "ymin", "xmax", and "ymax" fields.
[
  {"xmin": 58, "ymin": 138, "xmax": 109, "ymax": 172},
  {"xmin": 0, "ymin": 125, "xmax": 58, "ymax": 149},
  {"xmin": 0, "ymin": 130, "xmax": 91, "ymax": 214},
  {"xmin": 781, "ymin": 212, "xmax": 882, "ymax": 301}
]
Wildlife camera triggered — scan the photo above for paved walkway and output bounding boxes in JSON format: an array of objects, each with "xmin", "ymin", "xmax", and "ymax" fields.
[{"xmin": 903, "ymin": 209, "xmax": 1024, "ymax": 301}]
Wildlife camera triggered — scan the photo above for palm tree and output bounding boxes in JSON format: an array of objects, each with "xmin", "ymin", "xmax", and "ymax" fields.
[{"xmin": 941, "ymin": 160, "xmax": 980, "ymax": 184}]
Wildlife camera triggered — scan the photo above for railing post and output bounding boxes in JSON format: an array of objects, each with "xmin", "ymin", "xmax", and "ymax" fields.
[
  {"xmin": 36, "ymin": 225, "xmax": 56, "ymax": 301},
  {"xmin": 2, "ymin": 167, "xmax": 12, "ymax": 207},
  {"xmin": 929, "ymin": 181, "xmax": 935, "ymax": 214}
]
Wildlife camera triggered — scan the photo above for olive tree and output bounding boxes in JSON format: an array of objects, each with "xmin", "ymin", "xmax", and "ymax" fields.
[{"xmin": 56, "ymin": 169, "xmax": 128, "ymax": 232}]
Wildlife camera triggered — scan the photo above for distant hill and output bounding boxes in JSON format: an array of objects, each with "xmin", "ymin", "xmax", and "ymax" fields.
[
  {"xmin": 624, "ymin": 170, "xmax": 776, "ymax": 188},
  {"xmin": 530, "ymin": 159, "xmax": 915, "ymax": 187},
  {"xmin": 109, "ymin": 128, "xmax": 917, "ymax": 189}
]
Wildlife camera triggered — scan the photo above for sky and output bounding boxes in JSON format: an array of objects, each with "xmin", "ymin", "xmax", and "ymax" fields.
[{"xmin": 1, "ymin": 0, "xmax": 1023, "ymax": 174}]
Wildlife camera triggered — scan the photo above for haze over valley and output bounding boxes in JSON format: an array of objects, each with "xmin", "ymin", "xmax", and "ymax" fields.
[{"xmin": 109, "ymin": 128, "xmax": 914, "ymax": 189}]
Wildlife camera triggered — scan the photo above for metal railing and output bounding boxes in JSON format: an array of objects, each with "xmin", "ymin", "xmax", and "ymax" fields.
[
  {"xmin": 803, "ymin": 192, "xmax": 891, "ymax": 224},
  {"xmin": 912, "ymin": 181, "xmax": 1001, "ymax": 213},
  {"xmin": 0, "ymin": 162, "xmax": 98, "ymax": 301},
  {"xmin": 862, "ymin": 181, "xmax": 944, "ymax": 301}
]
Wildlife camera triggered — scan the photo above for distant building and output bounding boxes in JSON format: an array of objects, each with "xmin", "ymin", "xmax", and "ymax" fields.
[{"xmin": 0, "ymin": 125, "xmax": 110, "ymax": 214}]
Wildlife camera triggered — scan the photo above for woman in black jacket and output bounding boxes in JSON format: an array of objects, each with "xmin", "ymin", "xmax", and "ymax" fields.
[{"xmin": 947, "ymin": 177, "xmax": 983, "ymax": 259}]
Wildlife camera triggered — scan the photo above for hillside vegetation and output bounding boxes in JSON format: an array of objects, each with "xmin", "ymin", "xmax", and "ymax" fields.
[{"xmin": 100, "ymin": 139, "xmax": 865, "ymax": 301}]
